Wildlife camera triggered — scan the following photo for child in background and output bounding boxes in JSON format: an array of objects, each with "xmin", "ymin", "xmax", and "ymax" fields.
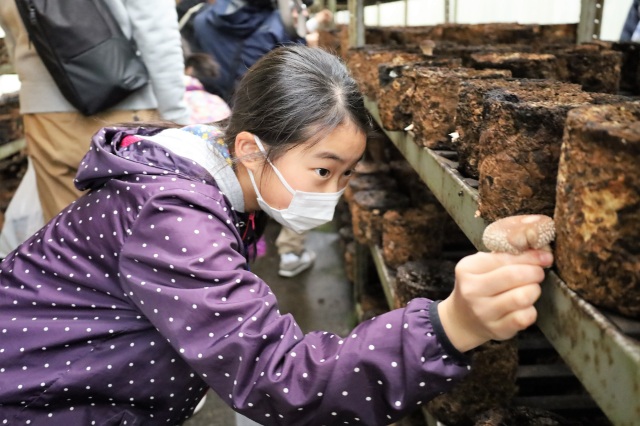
[
  {"xmin": 0, "ymin": 46, "xmax": 552, "ymax": 425},
  {"xmin": 182, "ymin": 45, "xmax": 231, "ymax": 124}
]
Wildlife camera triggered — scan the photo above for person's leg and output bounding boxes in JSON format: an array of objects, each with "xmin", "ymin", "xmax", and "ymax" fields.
[
  {"xmin": 275, "ymin": 226, "xmax": 306, "ymax": 255},
  {"xmin": 24, "ymin": 109, "xmax": 156, "ymax": 222},
  {"xmin": 275, "ymin": 227, "xmax": 315, "ymax": 277}
]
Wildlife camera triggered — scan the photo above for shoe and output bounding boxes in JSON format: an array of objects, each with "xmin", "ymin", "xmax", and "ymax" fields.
[{"xmin": 278, "ymin": 249, "xmax": 316, "ymax": 277}]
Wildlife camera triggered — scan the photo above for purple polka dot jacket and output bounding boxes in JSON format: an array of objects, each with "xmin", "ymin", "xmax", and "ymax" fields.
[{"xmin": 0, "ymin": 126, "xmax": 471, "ymax": 425}]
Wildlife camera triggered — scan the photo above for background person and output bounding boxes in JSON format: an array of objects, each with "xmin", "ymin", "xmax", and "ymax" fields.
[
  {"xmin": 190, "ymin": 0, "xmax": 307, "ymax": 103},
  {"xmin": 0, "ymin": 0, "xmax": 190, "ymax": 222},
  {"xmin": 620, "ymin": 0, "xmax": 640, "ymax": 41}
]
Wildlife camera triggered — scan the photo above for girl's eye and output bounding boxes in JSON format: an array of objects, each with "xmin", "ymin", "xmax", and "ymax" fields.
[
  {"xmin": 315, "ymin": 168, "xmax": 331, "ymax": 178},
  {"xmin": 344, "ymin": 169, "xmax": 354, "ymax": 177}
]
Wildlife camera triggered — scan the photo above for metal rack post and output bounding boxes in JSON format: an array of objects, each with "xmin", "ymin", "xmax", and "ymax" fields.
[
  {"xmin": 577, "ymin": 0, "xmax": 606, "ymax": 43},
  {"xmin": 347, "ymin": 0, "xmax": 365, "ymax": 47}
]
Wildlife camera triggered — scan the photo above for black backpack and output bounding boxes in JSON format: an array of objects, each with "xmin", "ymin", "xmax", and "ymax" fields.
[{"xmin": 15, "ymin": 0, "xmax": 149, "ymax": 116}]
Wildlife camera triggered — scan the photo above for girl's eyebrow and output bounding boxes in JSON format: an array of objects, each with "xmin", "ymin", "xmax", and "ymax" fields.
[
  {"xmin": 313, "ymin": 151, "xmax": 345, "ymax": 163},
  {"xmin": 313, "ymin": 152, "xmax": 365, "ymax": 166}
]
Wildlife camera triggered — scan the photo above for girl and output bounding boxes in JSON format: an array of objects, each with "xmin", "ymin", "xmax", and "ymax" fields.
[{"xmin": 0, "ymin": 46, "xmax": 552, "ymax": 425}]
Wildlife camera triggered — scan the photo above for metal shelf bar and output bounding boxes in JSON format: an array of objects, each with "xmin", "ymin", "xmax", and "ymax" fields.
[
  {"xmin": 364, "ymin": 96, "xmax": 640, "ymax": 426},
  {"xmin": 0, "ymin": 138, "xmax": 25, "ymax": 161},
  {"xmin": 347, "ymin": 0, "xmax": 365, "ymax": 48},
  {"xmin": 368, "ymin": 244, "xmax": 394, "ymax": 309},
  {"xmin": 364, "ymin": 97, "xmax": 489, "ymax": 250},
  {"xmin": 535, "ymin": 273, "xmax": 640, "ymax": 426}
]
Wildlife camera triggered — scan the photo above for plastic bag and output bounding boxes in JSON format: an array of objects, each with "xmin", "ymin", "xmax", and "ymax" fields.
[{"xmin": 0, "ymin": 159, "xmax": 44, "ymax": 257}]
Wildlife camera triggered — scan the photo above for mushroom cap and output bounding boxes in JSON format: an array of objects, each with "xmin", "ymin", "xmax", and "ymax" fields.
[{"xmin": 482, "ymin": 214, "xmax": 555, "ymax": 254}]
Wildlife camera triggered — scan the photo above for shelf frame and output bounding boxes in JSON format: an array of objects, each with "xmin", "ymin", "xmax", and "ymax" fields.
[
  {"xmin": 369, "ymin": 244, "xmax": 394, "ymax": 309},
  {"xmin": 0, "ymin": 138, "xmax": 25, "ymax": 161},
  {"xmin": 364, "ymin": 96, "xmax": 640, "ymax": 426}
]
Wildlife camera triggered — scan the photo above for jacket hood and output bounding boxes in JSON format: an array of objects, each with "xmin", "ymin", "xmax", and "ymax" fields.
[
  {"xmin": 203, "ymin": 0, "xmax": 273, "ymax": 37},
  {"xmin": 75, "ymin": 126, "xmax": 215, "ymax": 192}
]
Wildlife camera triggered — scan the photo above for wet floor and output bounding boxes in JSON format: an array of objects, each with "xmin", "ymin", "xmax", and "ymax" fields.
[{"xmin": 184, "ymin": 220, "xmax": 356, "ymax": 426}]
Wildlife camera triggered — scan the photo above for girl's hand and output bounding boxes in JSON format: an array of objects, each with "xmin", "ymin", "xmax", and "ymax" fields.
[{"xmin": 437, "ymin": 250, "xmax": 553, "ymax": 353}]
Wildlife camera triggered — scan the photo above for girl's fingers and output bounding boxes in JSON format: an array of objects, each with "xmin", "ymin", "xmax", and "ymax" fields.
[
  {"xmin": 481, "ymin": 265, "xmax": 544, "ymax": 295},
  {"xmin": 487, "ymin": 283, "xmax": 542, "ymax": 317},
  {"xmin": 457, "ymin": 250, "xmax": 553, "ymax": 275},
  {"xmin": 491, "ymin": 305, "xmax": 539, "ymax": 340},
  {"xmin": 466, "ymin": 282, "xmax": 542, "ymax": 327},
  {"xmin": 470, "ymin": 264, "xmax": 547, "ymax": 296}
]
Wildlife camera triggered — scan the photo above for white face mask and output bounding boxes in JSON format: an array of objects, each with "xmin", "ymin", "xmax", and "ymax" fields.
[{"xmin": 247, "ymin": 135, "xmax": 345, "ymax": 233}]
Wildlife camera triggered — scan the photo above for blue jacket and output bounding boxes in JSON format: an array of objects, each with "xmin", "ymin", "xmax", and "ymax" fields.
[
  {"xmin": 193, "ymin": 0, "xmax": 304, "ymax": 102},
  {"xmin": 620, "ymin": 0, "xmax": 640, "ymax": 41}
]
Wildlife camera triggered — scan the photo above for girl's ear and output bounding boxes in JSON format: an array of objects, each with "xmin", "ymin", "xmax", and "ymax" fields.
[{"xmin": 234, "ymin": 131, "xmax": 263, "ymax": 171}]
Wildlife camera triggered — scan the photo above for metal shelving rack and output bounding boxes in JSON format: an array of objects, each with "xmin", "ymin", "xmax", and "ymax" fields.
[
  {"xmin": 360, "ymin": 98, "xmax": 640, "ymax": 426},
  {"xmin": 0, "ymin": 137, "xmax": 25, "ymax": 161},
  {"xmin": 340, "ymin": 0, "xmax": 606, "ymax": 40},
  {"xmin": 344, "ymin": 2, "xmax": 638, "ymax": 424}
]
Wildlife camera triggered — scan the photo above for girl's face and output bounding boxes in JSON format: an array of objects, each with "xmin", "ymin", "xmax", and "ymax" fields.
[{"xmin": 256, "ymin": 121, "xmax": 366, "ymax": 210}]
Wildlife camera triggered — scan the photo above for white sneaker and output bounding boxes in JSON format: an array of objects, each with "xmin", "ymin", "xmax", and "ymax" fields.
[{"xmin": 279, "ymin": 250, "xmax": 316, "ymax": 277}]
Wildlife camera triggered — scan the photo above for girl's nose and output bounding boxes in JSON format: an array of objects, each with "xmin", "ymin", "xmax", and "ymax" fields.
[{"xmin": 334, "ymin": 179, "xmax": 348, "ymax": 193}]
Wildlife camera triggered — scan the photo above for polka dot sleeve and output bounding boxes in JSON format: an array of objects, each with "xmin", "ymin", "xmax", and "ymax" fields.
[{"xmin": 119, "ymin": 190, "xmax": 471, "ymax": 425}]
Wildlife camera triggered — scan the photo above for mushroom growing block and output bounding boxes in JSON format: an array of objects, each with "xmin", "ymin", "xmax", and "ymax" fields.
[
  {"xmin": 377, "ymin": 58, "xmax": 462, "ymax": 131},
  {"xmin": 393, "ymin": 259, "xmax": 455, "ymax": 308},
  {"xmin": 535, "ymin": 23, "xmax": 577, "ymax": 46},
  {"xmin": 382, "ymin": 206, "xmax": 446, "ymax": 269},
  {"xmin": 553, "ymin": 44, "xmax": 623, "ymax": 94},
  {"xmin": 554, "ymin": 103, "xmax": 640, "ymax": 318},
  {"xmin": 439, "ymin": 23, "xmax": 539, "ymax": 46},
  {"xmin": 426, "ymin": 340, "xmax": 519, "ymax": 426},
  {"xmin": 382, "ymin": 25, "xmax": 443, "ymax": 45},
  {"xmin": 469, "ymin": 52, "xmax": 560, "ymax": 80},
  {"xmin": 410, "ymin": 67, "xmax": 511, "ymax": 149},
  {"xmin": 389, "ymin": 159, "xmax": 439, "ymax": 207},
  {"xmin": 455, "ymin": 79, "xmax": 585, "ymax": 179},
  {"xmin": 429, "ymin": 42, "xmax": 533, "ymax": 66},
  {"xmin": 350, "ymin": 190, "xmax": 410, "ymax": 246},
  {"xmin": 477, "ymin": 88, "xmax": 592, "ymax": 221},
  {"xmin": 612, "ymin": 42, "xmax": 640, "ymax": 95},
  {"xmin": 344, "ymin": 172, "xmax": 397, "ymax": 205},
  {"xmin": 345, "ymin": 46, "xmax": 423, "ymax": 100}
]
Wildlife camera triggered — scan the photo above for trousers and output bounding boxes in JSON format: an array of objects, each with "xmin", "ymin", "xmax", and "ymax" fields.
[
  {"xmin": 23, "ymin": 109, "xmax": 157, "ymax": 221},
  {"xmin": 275, "ymin": 226, "xmax": 307, "ymax": 255}
]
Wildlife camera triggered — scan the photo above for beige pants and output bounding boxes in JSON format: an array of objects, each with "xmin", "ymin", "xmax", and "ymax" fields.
[
  {"xmin": 275, "ymin": 226, "xmax": 307, "ymax": 255},
  {"xmin": 23, "ymin": 109, "xmax": 157, "ymax": 222}
]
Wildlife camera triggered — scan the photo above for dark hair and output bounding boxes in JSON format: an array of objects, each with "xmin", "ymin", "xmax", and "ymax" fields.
[
  {"xmin": 184, "ymin": 52, "xmax": 220, "ymax": 81},
  {"xmin": 181, "ymin": 37, "xmax": 220, "ymax": 81},
  {"xmin": 224, "ymin": 45, "xmax": 373, "ymax": 161}
]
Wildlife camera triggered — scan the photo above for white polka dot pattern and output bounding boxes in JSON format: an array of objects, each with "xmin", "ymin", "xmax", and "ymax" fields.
[{"xmin": 0, "ymin": 126, "xmax": 471, "ymax": 425}]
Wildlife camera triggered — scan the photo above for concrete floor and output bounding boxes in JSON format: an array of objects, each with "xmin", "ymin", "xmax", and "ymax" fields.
[{"xmin": 184, "ymin": 220, "xmax": 356, "ymax": 426}]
